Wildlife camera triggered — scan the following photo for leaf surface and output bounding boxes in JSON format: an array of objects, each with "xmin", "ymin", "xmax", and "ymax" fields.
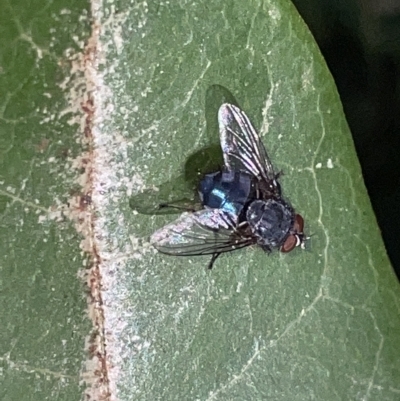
[{"xmin": 96, "ymin": 1, "xmax": 400, "ymax": 400}]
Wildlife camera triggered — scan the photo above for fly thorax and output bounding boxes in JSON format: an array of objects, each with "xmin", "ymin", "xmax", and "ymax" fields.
[{"xmin": 246, "ymin": 199, "xmax": 294, "ymax": 247}]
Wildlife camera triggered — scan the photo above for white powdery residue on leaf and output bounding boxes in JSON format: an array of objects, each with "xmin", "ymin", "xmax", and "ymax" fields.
[
  {"xmin": 106, "ymin": 6, "xmax": 130, "ymax": 55},
  {"xmin": 301, "ymin": 66, "xmax": 314, "ymax": 91},
  {"xmin": 83, "ymin": 2, "xmax": 156, "ymax": 399},
  {"xmin": 53, "ymin": 4, "xmax": 114, "ymax": 400},
  {"xmin": 38, "ymin": 215, "xmax": 47, "ymax": 224},
  {"xmin": 268, "ymin": 7, "xmax": 281, "ymax": 21}
]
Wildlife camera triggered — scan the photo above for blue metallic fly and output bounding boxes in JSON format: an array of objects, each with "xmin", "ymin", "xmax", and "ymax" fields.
[{"xmin": 151, "ymin": 103, "xmax": 305, "ymax": 269}]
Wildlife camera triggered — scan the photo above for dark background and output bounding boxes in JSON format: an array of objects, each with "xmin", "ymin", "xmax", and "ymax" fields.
[{"xmin": 292, "ymin": 0, "xmax": 400, "ymax": 279}]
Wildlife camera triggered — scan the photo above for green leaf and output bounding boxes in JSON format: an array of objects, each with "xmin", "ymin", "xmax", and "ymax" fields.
[
  {"xmin": 4, "ymin": 0, "xmax": 399, "ymax": 400},
  {"xmin": 99, "ymin": 1, "xmax": 400, "ymax": 401},
  {"xmin": 97, "ymin": 0, "xmax": 400, "ymax": 400},
  {"xmin": 0, "ymin": 1, "xmax": 91, "ymax": 400}
]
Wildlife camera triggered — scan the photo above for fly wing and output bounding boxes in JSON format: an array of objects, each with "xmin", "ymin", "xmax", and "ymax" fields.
[
  {"xmin": 150, "ymin": 209, "xmax": 254, "ymax": 256},
  {"xmin": 219, "ymin": 103, "xmax": 278, "ymax": 189}
]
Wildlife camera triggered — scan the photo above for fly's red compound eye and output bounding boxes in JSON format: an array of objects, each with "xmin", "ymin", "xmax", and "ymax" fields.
[
  {"xmin": 294, "ymin": 214, "xmax": 304, "ymax": 233},
  {"xmin": 280, "ymin": 234, "xmax": 297, "ymax": 253},
  {"xmin": 280, "ymin": 214, "xmax": 305, "ymax": 253}
]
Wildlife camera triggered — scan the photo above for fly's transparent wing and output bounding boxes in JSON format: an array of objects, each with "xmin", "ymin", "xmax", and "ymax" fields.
[
  {"xmin": 219, "ymin": 103, "xmax": 277, "ymax": 185},
  {"xmin": 150, "ymin": 209, "xmax": 254, "ymax": 256}
]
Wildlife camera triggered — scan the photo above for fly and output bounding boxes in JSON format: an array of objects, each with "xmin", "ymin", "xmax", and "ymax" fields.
[{"xmin": 150, "ymin": 103, "xmax": 305, "ymax": 269}]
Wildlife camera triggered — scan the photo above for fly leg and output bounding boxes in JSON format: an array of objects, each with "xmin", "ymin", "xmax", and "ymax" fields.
[{"xmin": 207, "ymin": 253, "xmax": 221, "ymax": 270}]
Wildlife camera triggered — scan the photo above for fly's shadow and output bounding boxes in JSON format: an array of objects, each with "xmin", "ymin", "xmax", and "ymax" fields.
[{"xmin": 129, "ymin": 85, "xmax": 239, "ymax": 215}]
